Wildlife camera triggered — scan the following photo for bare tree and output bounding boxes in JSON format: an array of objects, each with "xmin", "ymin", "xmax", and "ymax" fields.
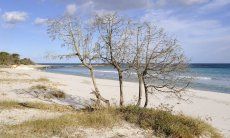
[
  {"xmin": 130, "ymin": 22, "xmax": 190, "ymax": 107},
  {"xmin": 93, "ymin": 13, "xmax": 132, "ymax": 106},
  {"xmin": 129, "ymin": 23, "xmax": 147, "ymax": 107},
  {"xmin": 47, "ymin": 16, "xmax": 110, "ymax": 107}
]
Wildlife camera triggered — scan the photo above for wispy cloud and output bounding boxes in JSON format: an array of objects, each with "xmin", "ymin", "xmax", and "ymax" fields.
[
  {"xmin": 65, "ymin": 4, "xmax": 77, "ymax": 15},
  {"xmin": 61, "ymin": 0, "xmax": 153, "ymax": 12},
  {"xmin": 156, "ymin": 0, "xmax": 208, "ymax": 6},
  {"xmin": 34, "ymin": 17, "xmax": 48, "ymax": 25},
  {"xmin": 2, "ymin": 11, "xmax": 28, "ymax": 24},
  {"xmin": 142, "ymin": 10, "xmax": 230, "ymax": 62},
  {"xmin": 179, "ymin": 0, "xmax": 209, "ymax": 5},
  {"xmin": 200, "ymin": 0, "xmax": 230, "ymax": 12},
  {"xmin": 89, "ymin": 0, "xmax": 153, "ymax": 10}
]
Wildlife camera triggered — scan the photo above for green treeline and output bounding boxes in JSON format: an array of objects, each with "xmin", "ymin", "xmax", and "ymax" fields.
[{"xmin": 0, "ymin": 52, "xmax": 34, "ymax": 65}]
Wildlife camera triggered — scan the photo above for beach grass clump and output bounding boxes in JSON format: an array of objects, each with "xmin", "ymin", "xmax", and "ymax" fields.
[
  {"xmin": 0, "ymin": 101, "xmax": 73, "ymax": 112},
  {"xmin": 76, "ymin": 108, "xmax": 119, "ymax": 128},
  {"xmin": 0, "ymin": 79, "xmax": 33, "ymax": 83},
  {"xmin": 49, "ymin": 91, "xmax": 66, "ymax": 99},
  {"xmin": 118, "ymin": 105, "xmax": 222, "ymax": 138},
  {"xmin": 0, "ymin": 101, "xmax": 23, "ymax": 109},
  {"xmin": 1, "ymin": 108, "xmax": 120, "ymax": 137},
  {"xmin": 36, "ymin": 77, "xmax": 50, "ymax": 82},
  {"xmin": 31, "ymin": 85, "xmax": 47, "ymax": 90},
  {"xmin": 30, "ymin": 85, "xmax": 66, "ymax": 99},
  {"xmin": 19, "ymin": 102, "xmax": 74, "ymax": 112}
]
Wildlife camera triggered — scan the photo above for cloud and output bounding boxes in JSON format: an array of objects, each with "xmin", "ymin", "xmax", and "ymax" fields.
[
  {"xmin": 177, "ymin": 0, "xmax": 209, "ymax": 5},
  {"xmin": 34, "ymin": 17, "xmax": 48, "ymax": 25},
  {"xmin": 58, "ymin": 0, "xmax": 154, "ymax": 18},
  {"xmin": 142, "ymin": 10, "xmax": 228, "ymax": 40},
  {"xmin": 61, "ymin": 0, "xmax": 153, "ymax": 12},
  {"xmin": 141, "ymin": 10, "xmax": 230, "ymax": 62},
  {"xmin": 2, "ymin": 11, "xmax": 28, "ymax": 24},
  {"xmin": 200, "ymin": 0, "xmax": 230, "ymax": 11},
  {"xmin": 156, "ymin": 0, "xmax": 208, "ymax": 7},
  {"xmin": 65, "ymin": 4, "xmax": 77, "ymax": 15},
  {"xmin": 90, "ymin": 0, "xmax": 153, "ymax": 10},
  {"xmin": 177, "ymin": 0, "xmax": 208, "ymax": 5}
]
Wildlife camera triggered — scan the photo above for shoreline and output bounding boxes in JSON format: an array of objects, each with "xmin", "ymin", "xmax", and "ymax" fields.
[
  {"xmin": 40, "ymin": 65, "xmax": 230, "ymax": 95},
  {"xmin": 45, "ymin": 69, "xmax": 229, "ymax": 95},
  {"xmin": 1, "ymin": 66, "xmax": 230, "ymax": 137}
]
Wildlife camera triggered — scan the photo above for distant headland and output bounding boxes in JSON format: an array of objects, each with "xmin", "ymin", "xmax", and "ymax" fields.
[{"xmin": 0, "ymin": 51, "xmax": 34, "ymax": 66}]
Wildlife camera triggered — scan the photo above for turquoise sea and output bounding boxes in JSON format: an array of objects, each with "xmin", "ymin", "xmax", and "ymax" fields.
[{"xmin": 41, "ymin": 63, "xmax": 230, "ymax": 94}]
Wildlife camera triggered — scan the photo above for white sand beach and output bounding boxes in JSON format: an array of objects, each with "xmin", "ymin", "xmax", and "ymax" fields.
[{"xmin": 1, "ymin": 66, "xmax": 230, "ymax": 137}]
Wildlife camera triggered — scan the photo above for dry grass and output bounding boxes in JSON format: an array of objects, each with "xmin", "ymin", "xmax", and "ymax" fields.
[
  {"xmin": 30, "ymin": 85, "xmax": 47, "ymax": 90},
  {"xmin": 0, "ymin": 101, "xmax": 74, "ymax": 112},
  {"xmin": 1, "ymin": 108, "xmax": 120, "ymax": 137},
  {"xmin": 0, "ymin": 69, "xmax": 224, "ymax": 137},
  {"xmin": 0, "ymin": 79, "xmax": 49, "ymax": 85},
  {"xmin": 0, "ymin": 102, "xmax": 222, "ymax": 138},
  {"xmin": 29, "ymin": 85, "xmax": 66, "ymax": 99},
  {"xmin": 0, "ymin": 78, "xmax": 49, "ymax": 84},
  {"xmin": 36, "ymin": 77, "xmax": 50, "ymax": 82},
  {"xmin": 0, "ymin": 79, "xmax": 34, "ymax": 83},
  {"xmin": 15, "ymin": 73, "xmax": 30, "ymax": 77},
  {"xmin": 0, "ymin": 101, "xmax": 23, "ymax": 109}
]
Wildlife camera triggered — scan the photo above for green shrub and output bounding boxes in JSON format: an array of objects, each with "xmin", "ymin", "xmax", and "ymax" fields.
[
  {"xmin": 0, "ymin": 51, "xmax": 34, "ymax": 65},
  {"xmin": 20, "ymin": 58, "xmax": 34, "ymax": 65},
  {"xmin": 118, "ymin": 105, "xmax": 222, "ymax": 138}
]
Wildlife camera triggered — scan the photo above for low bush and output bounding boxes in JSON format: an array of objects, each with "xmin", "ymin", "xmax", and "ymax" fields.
[{"xmin": 118, "ymin": 105, "xmax": 222, "ymax": 138}]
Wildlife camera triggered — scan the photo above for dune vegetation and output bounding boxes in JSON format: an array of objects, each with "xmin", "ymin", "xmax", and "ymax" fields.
[{"xmin": 0, "ymin": 101, "xmax": 221, "ymax": 138}]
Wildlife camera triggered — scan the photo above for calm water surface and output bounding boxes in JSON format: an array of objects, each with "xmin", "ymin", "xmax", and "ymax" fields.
[{"xmin": 41, "ymin": 63, "xmax": 230, "ymax": 94}]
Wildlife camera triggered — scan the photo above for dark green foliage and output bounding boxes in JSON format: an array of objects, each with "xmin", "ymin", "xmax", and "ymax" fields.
[
  {"xmin": 20, "ymin": 58, "xmax": 34, "ymax": 65},
  {"xmin": 12, "ymin": 53, "xmax": 20, "ymax": 64},
  {"xmin": 0, "ymin": 51, "xmax": 34, "ymax": 65},
  {"xmin": 118, "ymin": 105, "xmax": 222, "ymax": 138},
  {"xmin": 0, "ymin": 52, "xmax": 11, "ymax": 65}
]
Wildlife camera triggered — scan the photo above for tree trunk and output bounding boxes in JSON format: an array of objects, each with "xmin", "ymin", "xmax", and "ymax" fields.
[
  {"xmin": 136, "ymin": 74, "xmax": 143, "ymax": 106},
  {"xmin": 89, "ymin": 68, "xmax": 110, "ymax": 107},
  {"xmin": 118, "ymin": 71, "xmax": 124, "ymax": 106},
  {"xmin": 143, "ymin": 78, "xmax": 148, "ymax": 108}
]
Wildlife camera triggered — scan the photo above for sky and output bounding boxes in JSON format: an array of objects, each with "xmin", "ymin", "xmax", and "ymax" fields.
[{"xmin": 0, "ymin": 0, "xmax": 230, "ymax": 63}]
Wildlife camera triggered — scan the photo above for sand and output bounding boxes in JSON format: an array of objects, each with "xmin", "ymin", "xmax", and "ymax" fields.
[{"xmin": 0, "ymin": 66, "xmax": 230, "ymax": 137}]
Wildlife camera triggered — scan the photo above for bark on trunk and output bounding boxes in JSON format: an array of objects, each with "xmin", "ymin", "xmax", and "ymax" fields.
[
  {"xmin": 143, "ymin": 78, "xmax": 148, "ymax": 108},
  {"xmin": 118, "ymin": 71, "xmax": 124, "ymax": 106},
  {"xmin": 136, "ymin": 74, "xmax": 143, "ymax": 106},
  {"xmin": 89, "ymin": 68, "xmax": 110, "ymax": 107}
]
